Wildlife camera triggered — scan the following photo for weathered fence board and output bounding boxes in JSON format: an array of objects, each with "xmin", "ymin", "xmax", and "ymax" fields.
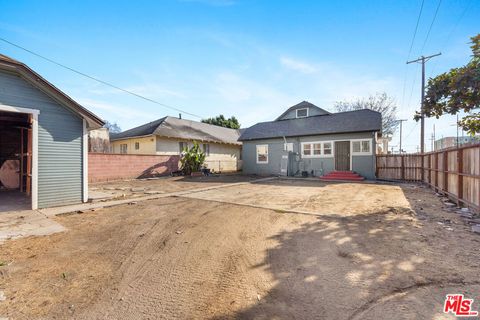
[{"xmin": 376, "ymin": 143, "xmax": 480, "ymax": 211}]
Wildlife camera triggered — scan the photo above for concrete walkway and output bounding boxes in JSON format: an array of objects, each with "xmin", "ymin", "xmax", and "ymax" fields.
[{"xmin": 0, "ymin": 209, "xmax": 65, "ymax": 244}]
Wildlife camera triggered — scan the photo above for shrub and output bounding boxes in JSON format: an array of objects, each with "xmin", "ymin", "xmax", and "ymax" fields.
[{"xmin": 180, "ymin": 141, "xmax": 206, "ymax": 175}]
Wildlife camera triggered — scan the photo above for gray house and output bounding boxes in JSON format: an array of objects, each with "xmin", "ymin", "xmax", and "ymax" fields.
[
  {"xmin": 0, "ymin": 54, "xmax": 104, "ymax": 210},
  {"xmin": 239, "ymin": 101, "xmax": 381, "ymax": 179}
]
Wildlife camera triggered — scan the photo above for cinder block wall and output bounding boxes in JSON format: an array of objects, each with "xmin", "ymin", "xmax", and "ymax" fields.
[{"xmin": 89, "ymin": 153, "xmax": 180, "ymax": 183}]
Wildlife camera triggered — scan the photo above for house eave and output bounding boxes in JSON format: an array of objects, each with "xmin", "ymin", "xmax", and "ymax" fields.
[{"xmin": 0, "ymin": 59, "xmax": 105, "ymax": 129}]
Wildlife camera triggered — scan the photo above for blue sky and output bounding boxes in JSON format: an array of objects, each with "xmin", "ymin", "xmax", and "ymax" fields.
[{"xmin": 0, "ymin": 0, "xmax": 478, "ymax": 152}]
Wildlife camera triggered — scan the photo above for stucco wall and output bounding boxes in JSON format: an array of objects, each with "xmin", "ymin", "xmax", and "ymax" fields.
[
  {"xmin": 112, "ymin": 136, "xmax": 241, "ymax": 171},
  {"xmin": 241, "ymin": 131, "xmax": 377, "ymax": 179},
  {"xmin": 111, "ymin": 136, "xmax": 156, "ymax": 154}
]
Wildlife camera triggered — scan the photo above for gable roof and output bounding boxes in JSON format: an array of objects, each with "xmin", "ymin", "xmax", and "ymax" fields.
[
  {"xmin": 275, "ymin": 101, "xmax": 331, "ymax": 121},
  {"xmin": 0, "ymin": 54, "xmax": 104, "ymax": 129},
  {"xmin": 239, "ymin": 109, "xmax": 381, "ymax": 141},
  {"xmin": 110, "ymin": 116, "xmax": 242, "ymax": 145}
]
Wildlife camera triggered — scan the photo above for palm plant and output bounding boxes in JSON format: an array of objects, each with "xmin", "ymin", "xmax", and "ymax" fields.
[{"xmin": 180, "ymin": 141, "xmax": 206, "ymax": 175}]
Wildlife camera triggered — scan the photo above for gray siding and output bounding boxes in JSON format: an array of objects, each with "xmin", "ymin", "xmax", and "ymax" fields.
[
  {"xmin": 279, "ymin": 107, "xmax": 329, "ymax": 120},
  {"xmin": 242, "ymin": 132, "xmax": 377, "ymax": 179},
  {"xmin": 0, "ymin": 70, "xmax": 84, "ymax": 208}
]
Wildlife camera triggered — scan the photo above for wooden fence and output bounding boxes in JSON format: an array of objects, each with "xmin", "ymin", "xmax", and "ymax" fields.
[{"xmin": 376, "ymin": 143, "xmax": 480, "ymax": 211}]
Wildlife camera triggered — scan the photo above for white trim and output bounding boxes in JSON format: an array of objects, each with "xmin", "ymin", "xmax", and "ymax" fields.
[
  {"xmin": 82, "ymin": 119, "xmax": 88, "ymax": 203},
  {"xmin": 296, "ymin": 108, "xmax": 309, "ymax": 118},
  {"xmin": 31, "ymin": 114, "xmax": 39, "ymax": 210},
  {"xmin": 351, "ymin": 139, "xmax": 373, "ymax": 156},
  {"xmin": 300, "ymin": 141, "xmax": 334, "ymax": 158},
  {"xmin": 0, "ymin": 104, "xmax": 40, "ymax": 210},
  {"xmin": 256, "ymin": 144, "xmax": 269, "ymax": 164},
  {"xmin": 0, "ymin": 104, "xmax": 40, "ymax": 116}
]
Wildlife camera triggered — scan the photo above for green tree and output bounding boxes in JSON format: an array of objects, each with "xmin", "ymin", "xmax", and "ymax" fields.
[
  {"xmin": 334, "ymin": 92, "xmax": 399, "ymax": 136},
  {"xmin": 201, "ymin": 115, "xmax": 240, "ymax": 129},
  {"xmin": 419, "ymin": 34, "xmax": 480, "ymax": 135},
  {"xmin": 180, "ymin": 141, "xmax": 206, "ymax": 175}
]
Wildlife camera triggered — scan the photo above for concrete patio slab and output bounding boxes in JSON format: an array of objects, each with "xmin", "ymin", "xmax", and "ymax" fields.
[{"xmin": 0, "ymin": 210, "xmax": 65, "ymax": 244}]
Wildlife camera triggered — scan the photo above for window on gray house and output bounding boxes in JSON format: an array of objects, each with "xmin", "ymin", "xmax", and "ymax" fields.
[{"xmin": 296, "ymin": 108, "xmax": 308, "ymax": 118}]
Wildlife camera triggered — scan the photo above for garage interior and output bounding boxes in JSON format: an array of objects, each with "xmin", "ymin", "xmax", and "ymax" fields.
[{"xmin": 0, "ymin": 110, "xmax": 32, "ymax": 212}]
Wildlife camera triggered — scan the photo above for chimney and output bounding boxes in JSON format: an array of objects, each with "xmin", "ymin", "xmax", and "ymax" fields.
[{"xmin": 179, "ymin": 113, "xmax": 182, "ymax": 119}]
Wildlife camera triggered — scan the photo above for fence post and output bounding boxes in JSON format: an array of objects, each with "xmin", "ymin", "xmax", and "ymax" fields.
[
  {"xmin": 435, "ymin": 152, "xmax": 438, "ymax": 189},
  {"xmin": 444, "ymin": 151, "xmax": 448, "ymax": 194},
  {"xmin": 458, "ymin": 148, "xmax": 463, "ymax": 207},
  {"xmin": 400, "ymin": 155, "xmax": 405, "ymax": 180}
]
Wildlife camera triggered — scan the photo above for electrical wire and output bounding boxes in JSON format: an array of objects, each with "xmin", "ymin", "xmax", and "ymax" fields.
[
  {"xmin": 428, "ymin": 0, "xmax": 472, "ymax": 77},
  {"xmin": 420, "ymin": 0, "xmax": 443, "ymax": 53},
  {"xmin": 401, "ymin": 0, "xmax": 425, "ymax": 108},
  {"xmin": 0, "ymin": 37, "xmax": 203, "ymax": 119}
]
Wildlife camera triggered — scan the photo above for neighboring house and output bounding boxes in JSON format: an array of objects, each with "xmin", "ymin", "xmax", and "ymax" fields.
[
  {"xmin": 238, "ymin": 101, "xmax": 382, "ymax": 179},
  {"xmin": 110, "ymin": 117, "xmax": 242, "ymax": 172},
  {"xmin": 0, "ymin": 54, "xmax": 104, "ymax": 210},
  {"xmin": 435, "ymin": 136, "xmax": 480, "ymax": 151},
  {"xmin": 89, "ymin": 127, "xmax": 111, "ymax": 153}
]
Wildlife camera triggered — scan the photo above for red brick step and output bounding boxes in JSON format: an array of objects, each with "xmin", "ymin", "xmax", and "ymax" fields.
[{"xmin": 319, "ymin": 171, "xmax": 365, "ymax": 182}]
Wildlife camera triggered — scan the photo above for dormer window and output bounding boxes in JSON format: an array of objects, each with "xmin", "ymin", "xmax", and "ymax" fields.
[{"xmin": 296, "ymin": 108, "xmax": 308, "ymax": 118}]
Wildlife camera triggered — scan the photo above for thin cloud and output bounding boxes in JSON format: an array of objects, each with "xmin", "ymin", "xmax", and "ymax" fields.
[{"xmin": 280, "ymin": 57, "xmax": 317, "ymax": 74}]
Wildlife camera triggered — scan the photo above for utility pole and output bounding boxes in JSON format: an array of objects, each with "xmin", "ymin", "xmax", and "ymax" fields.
[
  {"xmin": 406, "ymin": 53, "xmax": 441, "ymax": 154},
  {"xmin": 397, "ymin": 119, "xmax": 407, "ymax": 153}
]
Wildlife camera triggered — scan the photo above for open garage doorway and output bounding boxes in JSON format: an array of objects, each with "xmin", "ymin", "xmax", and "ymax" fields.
[{"xmin": 0, "ymin": 109, "xmax": 33, "ymax": 212}]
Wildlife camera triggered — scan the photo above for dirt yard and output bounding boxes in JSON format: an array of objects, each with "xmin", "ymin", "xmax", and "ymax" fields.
[{"xmin": 1, "ymin": 177, "xmax": 479, "ymax": 319}]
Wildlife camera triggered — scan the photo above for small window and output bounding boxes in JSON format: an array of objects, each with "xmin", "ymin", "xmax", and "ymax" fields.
[
  {"xmin": 256, "ymin": 145, "xmax": 268, "ymax": 163},
  {"xmin": 302, "ymin": 143, "xmax": 311, "ymax": 156},
  {"xmin": 352, "ymin": 140, "xmax": 371, "ymax": 154},
  {"xmin": 203, "ymin": 143, "xmax": 210, "ymax": 156},
  {"xmin": 179, "ymin": 142, "xmax": 187, "ymax": 153},
  {"xmin": 296, "ymin": 108, "xmax": 308, "ymax": 118},
  {"xmin": 284, "ymin": 142, "xmax": 293, "ymax": 152},
  {"xmin": 302, "ymin": 141, "xmax": 333, "ymax": 157},
  {"xmin": 323, "ymin": 142, "xmax": 332, "ymax": 155},
  {"xmin": 120, "ymin": 144, "xmax": 128, "ymax": 154},
  {"xmin": 352, "ymin": 141, "xmax": 361, "ymax": 153},
  {"xmin": 135, "ymin": 142, "xmax": 140, "ymax": 150}
]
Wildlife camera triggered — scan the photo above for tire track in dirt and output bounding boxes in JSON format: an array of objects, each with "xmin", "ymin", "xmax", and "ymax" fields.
[{"xmin": 348, "ymin": 279, "xmax": 480, "ymax": 320}]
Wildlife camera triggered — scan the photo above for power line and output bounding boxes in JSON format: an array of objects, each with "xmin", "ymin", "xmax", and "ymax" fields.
[
  {"xmin": 401, "ymin": 0, "xmax": 425, "ymax": 108},
  {"xmin": 0, "ymin": 37, "xmax": 203, "ymax": 119},
  {"xmin": 420, "ymin": 0, "xmax": 443, "ymax": 53},
  {"xmin": 428, "ymin": 0, "xmax": 472, "ymax": 77},
  {"xmin": 407, "ymin": 0, "xmax": 426, "ymax": 60}
]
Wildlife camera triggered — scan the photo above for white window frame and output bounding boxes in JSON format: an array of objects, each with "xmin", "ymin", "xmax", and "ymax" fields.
[
  {"xmin": 351, "ymin": 139, "xmax": 372, "ymax": 156},
  {"xmin": 301, "ymin": 141, "xmax": 334, "ymax": 158},
  {"xmin": 296, "ymin": 108, "xmax": 309, "ymax": 118},
  {"xmin": 135, "ymin": 142, "xmax": 140, "ymax": 150},
  {"xmin": 256, "ymin": 144, "xmax": 269, "ymax": 164},
  {"xmin": 120, "ymin": 144, "xmax": 128, "ymax": 154},
  {"xmin": 203, "ymin": 143, "xmax": 210, "ymax": 156},
  {"xmin": 284, "ymin": 142, "xmax": 293, "ymax": 152}
]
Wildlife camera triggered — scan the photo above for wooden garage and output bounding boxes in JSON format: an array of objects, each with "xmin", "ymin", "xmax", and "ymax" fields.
[{"xmin": 0, "ymin": 54, "xmax": 104, "ymax": 210}]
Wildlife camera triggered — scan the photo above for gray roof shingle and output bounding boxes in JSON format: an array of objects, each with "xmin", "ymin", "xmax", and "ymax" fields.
[
  {"xmin": 110, "ymin": 116, "xmax": 242, "ymax": 145},
  {"xmin": 239, "ymin": 109, "xmax": 381, "ymax": 141}
]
